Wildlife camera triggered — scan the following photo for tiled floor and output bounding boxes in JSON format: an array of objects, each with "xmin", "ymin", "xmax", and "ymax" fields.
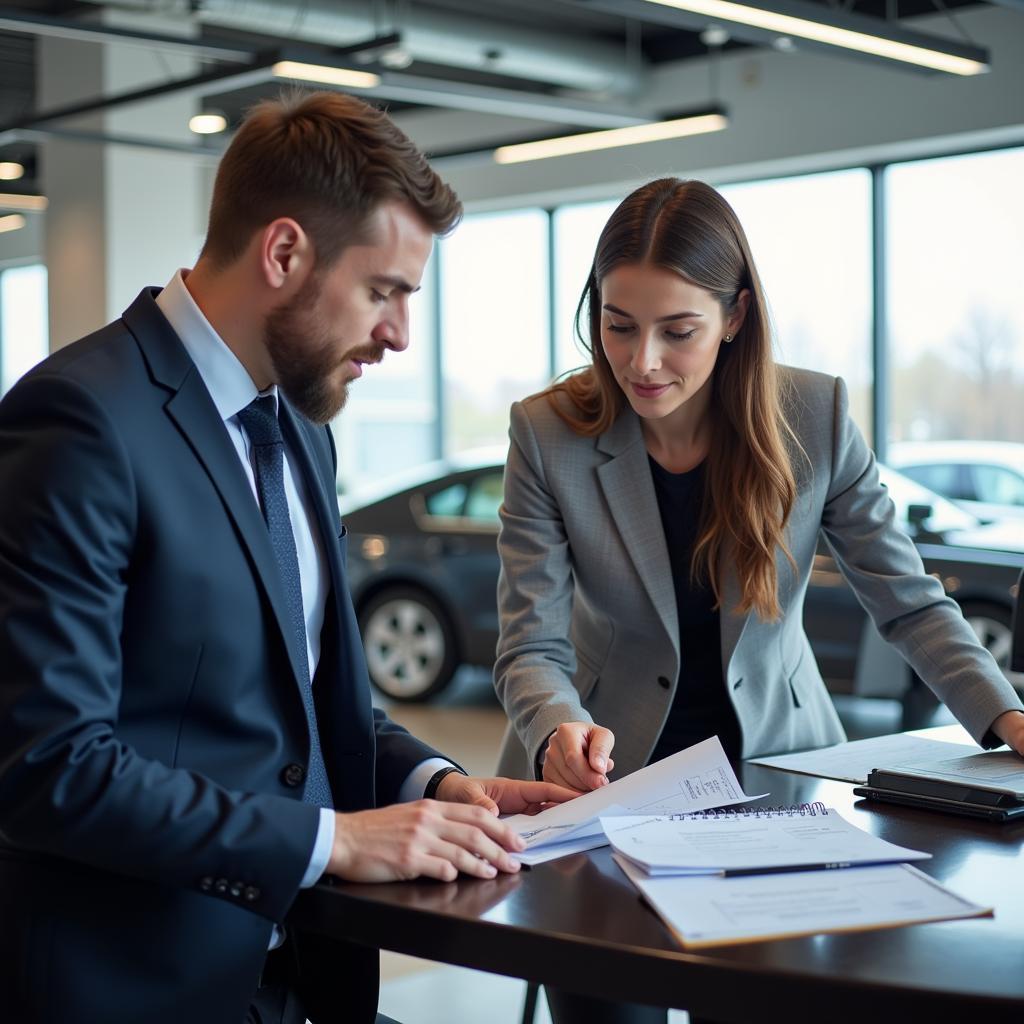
[{"xmin": 372, "ymin": 669, "xmax": 954, "ymax": 1024}]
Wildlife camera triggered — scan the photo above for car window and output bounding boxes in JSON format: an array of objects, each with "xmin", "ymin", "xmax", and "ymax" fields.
[
  {"xmin": 901, "ymin": 462, "xmax": 966, "ymax": 499},
  {"xmin": 424, "ymin": 482, "xmax": 468, "ymax": 517},
  {"xmin": 971, "ymin": 465, "xmax": 1024, "ymax": 506},
  {"xmin": 877, "ymin": 465, "xmax": 978, "ymax": 533},
  {"xmin": 464, "ymin": 471, "xmax": 504, "ymax": 523}
]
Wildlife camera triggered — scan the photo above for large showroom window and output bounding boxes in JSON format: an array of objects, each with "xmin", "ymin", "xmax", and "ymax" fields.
[
  {"xmin": 0, "ymin": 263, "xmax": 48, "ymax": 396},
  {"xmin": 722, "ymin": 169, "xmax": 874, "ymax": 441},
  {"xmin": 552, "ymin": 199, "xmax": 617, "ymax": 377},
  {"xmin": 439, "ymin": 208, "xmax": 550, "ymax": 456},
  {"xmin": 333, "ymin": 251, "xmax": 439, "ymax": 493},
  {"xmin": 886, "ymin": 147, "xmax": 1024, "ymax": 446}
]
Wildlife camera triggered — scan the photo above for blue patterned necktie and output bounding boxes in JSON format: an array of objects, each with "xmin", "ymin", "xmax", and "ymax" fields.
[{"xmin": 237, "ymin": 396, "xmax": 333, "ymax": 808}]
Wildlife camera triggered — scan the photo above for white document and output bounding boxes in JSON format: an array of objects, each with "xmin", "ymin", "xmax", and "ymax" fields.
[
  {"xmin": 505, "ymin": 736, "xmax": 759, "ymax": 857},
  {"xmin": 613, "ymin": 856, "xmax": 991, "ymax": 948},
  {"xmin": 747, "ymin": 734, "xmax": 976, "ymax": 784},
  {"xmin": 600, "ymin": 808, "xmax": 930, "ymax": 876},
  {"xmin": 881, "ymin": 750, "xmax": 1024, "ymax": 797}
]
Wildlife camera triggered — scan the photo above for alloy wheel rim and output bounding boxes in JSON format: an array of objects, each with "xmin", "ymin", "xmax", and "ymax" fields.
[{"xmin": 364, "ymin": 598, "xmax": 446, "ymax": 697}]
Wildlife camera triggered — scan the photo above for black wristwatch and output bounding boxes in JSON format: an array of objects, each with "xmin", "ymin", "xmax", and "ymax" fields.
[{"xmin": 424, "ymin": 765, "xmax": 466, "ymax": 800}]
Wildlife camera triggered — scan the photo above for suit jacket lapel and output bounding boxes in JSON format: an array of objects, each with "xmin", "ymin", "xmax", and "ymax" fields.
[
  {"xmin": 595, "ymin": 411, "xmax": 678, "ymax": 649},
  {"xmin": 125, "ymin": 289, "xmax": 311, "ymax": 692}
]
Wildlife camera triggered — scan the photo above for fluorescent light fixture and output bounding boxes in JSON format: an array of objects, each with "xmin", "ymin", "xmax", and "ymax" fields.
[
  {"xmin": 640, "ymin": 0, "xmax": 987, "ymax": 74},
  {"xmin": 0, "ymin": 193, "xmax": 47, "ymax": 212},
  {"xmin": 0, "ymin": 213, "xmax": 26, "ymax": 233},
  {"xmin": 271, "ymin": 61, "xmax": 381, "ymax": 89},
  {"xmin": 189, "ymin": 112, "xmax": 228, "ymax": 135},
  {"xmin": 0, "ymin": 161, "xmax": 24, "ymax": 181},
  {"xmin": 494, "ymin": 112, "xmax": 728, "ymax": 164}
]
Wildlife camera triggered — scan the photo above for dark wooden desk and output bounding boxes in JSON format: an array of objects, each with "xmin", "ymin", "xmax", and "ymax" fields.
[{"xmin": 291, "ymin": 758, "xmax": 1024, "ymax": 1023}]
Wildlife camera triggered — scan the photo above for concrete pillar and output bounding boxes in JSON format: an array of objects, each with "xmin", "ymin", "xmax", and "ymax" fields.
[{"xmin": 37, "ymin": 10, "xmax": 208, "ymax": 349}]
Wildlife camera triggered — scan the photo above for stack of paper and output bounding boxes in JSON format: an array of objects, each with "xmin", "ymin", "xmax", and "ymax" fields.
[
  {"xmin": 502, "ymin": 736, "xmax": 763, "ymax": 866},
  {"xmin": 613, "ymin": 857, "xmax": 992, "ymax": 948},
  {"xmin": 600, "ymin": 808, "xmax": 930, "ymax": 876}
]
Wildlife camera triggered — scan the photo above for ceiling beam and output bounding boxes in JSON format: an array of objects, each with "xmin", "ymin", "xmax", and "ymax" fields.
[{"xmin": 0, "ymin": 5, "xmax": 252, "ymax": 62}]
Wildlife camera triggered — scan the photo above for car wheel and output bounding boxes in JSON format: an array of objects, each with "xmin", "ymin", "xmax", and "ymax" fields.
[
  {"xmin": 358, "ymin": 586, "xmax": 459, "ymax": 702},
  {"xmin": 959, "ymin": 600, "xmax": 1023, "ymax": 693}
]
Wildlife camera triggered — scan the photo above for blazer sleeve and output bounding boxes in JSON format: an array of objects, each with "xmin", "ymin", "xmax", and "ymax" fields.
[
  {"xmin": 494, "ymin": 400, "xmax": 591, "ymax": 770},
  {"xmin": 0, "ymin": 373, "xmax": 319, "ymax": 925},
  {"xmin": 819, "ymin": 376, "xmax": 1023, "ymax": 745}
]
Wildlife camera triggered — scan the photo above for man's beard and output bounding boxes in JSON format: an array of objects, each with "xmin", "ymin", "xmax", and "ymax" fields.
[{"xmin": 264, "ymin": 274, "xmax": 383, "ymax": 425}]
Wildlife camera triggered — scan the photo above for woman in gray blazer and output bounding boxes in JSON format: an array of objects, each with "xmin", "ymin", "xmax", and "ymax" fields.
[{"xmin": 493, "ymin": 179, "xmax": 1024, "ymax": 1024}]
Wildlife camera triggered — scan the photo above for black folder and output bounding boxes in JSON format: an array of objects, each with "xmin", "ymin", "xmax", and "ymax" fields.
[{"xmin": 855, "ymin": 768, "xmax": 1024, "ymax": 822}]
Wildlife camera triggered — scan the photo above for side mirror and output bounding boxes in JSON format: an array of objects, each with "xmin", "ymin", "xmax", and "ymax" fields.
[{"xmin": 907, "ymin": 503, "xmax": 933, "ymax": 529}]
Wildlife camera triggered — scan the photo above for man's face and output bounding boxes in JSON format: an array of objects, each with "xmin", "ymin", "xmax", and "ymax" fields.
[{"xmin": 265, "ymin": 201, "xmax": 434, "ymax": 424}]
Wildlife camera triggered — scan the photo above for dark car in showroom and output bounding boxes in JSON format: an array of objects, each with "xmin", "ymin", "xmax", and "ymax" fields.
[{"xmin": 341, "ymin": 452, "xmax": 1024, "ymax": 712}]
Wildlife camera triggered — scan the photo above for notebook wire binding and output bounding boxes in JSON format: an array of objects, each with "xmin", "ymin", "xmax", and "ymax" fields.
[{"xmin": 667, "ymin": 801, "xmax": 827, "ymax": 821}]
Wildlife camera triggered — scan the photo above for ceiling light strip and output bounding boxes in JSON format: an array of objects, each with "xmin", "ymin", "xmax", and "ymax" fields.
[
  {"xmin": 493, "ymin": 113, "xmax": 728, "ymax": 164},
  {"xmin": 271, "ymin": 62, "xmax": 381, "ymax": 89},
  {"xmin": 0, "ymin": 193, "xmax": 47, "ymax": 212},
  {"xmin": 643, "ymin": 0, "xmax": 986, "ymax": 74}
]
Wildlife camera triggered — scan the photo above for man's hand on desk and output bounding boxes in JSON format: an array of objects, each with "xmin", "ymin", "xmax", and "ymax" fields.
[
  {"xmin": 992, "ymin": 710, "xmax": 1024, "ymax": 756},
  {"xmin": 326, "ymin": 777, "xmax": 576, "ymax": 884}
]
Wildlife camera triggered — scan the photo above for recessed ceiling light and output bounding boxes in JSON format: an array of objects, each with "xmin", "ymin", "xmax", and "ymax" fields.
[
  {"xmin": 0, "ymin": 162, "xmax": 25, "ymax": 181},
  {"xmin": 189, "ymin": 112, "xmax": 228, "ymax": 135}
]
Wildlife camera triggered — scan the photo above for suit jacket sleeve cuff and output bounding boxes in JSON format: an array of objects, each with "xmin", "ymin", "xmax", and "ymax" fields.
[{"xmin": 398, "ymin": 757, "xmax": 459, "ymax": 802}]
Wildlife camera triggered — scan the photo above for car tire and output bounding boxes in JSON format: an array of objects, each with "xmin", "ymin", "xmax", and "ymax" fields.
[
  {"xmin": 959, "ymin": 600, "xmax": 1021, "ymax": 693},
  {"xmin": 358, "ymin": 586, "xmax": 459, "ymax": 702}
]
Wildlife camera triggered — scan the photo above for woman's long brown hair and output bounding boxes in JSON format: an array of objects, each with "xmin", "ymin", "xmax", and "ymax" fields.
[{"xmin": 549, "ymin": 178, "xmax": 798, "ymax": 621}]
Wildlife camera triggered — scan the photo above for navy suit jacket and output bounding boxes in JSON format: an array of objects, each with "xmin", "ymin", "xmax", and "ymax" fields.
[{"xmin": 0, "ymin": 289, "xmax": 440, "ymax": 1023}]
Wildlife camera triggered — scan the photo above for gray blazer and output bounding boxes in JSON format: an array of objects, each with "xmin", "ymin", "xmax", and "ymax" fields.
[{"xmin": 495, "ymin": 367, "xmax": 1022, "ymax": 781}]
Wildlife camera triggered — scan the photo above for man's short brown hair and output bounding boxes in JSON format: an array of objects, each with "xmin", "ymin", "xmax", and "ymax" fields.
[{"xmin": 201, "ymin": 90, "xmax": 462, "ymax": 268}]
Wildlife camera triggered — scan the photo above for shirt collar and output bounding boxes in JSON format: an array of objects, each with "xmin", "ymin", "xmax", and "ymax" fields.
[{"xmin": 155, "ymin": 269, "xmax": 278, "ymax": 421}]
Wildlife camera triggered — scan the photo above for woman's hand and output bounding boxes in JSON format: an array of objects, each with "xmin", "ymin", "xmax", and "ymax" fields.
[
  {"xmin": 992, "ymin": 709, "xmax": 1024, "ymax": 757},
  {"xmin": 542, "ymin": 721, "xmax": 616, "ymax": 791}
]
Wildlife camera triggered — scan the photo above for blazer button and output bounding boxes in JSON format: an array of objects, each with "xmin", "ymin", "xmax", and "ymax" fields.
[
  {"xmin": 214, "ymin": 878, "xmax": 229, "ymax": 895},
  {"xmin": 281, "ymin": 763, "xmax": 306, "ymax": 787},
  {"xmin": 199, "ymin": 876, "xmax": 213, "ymax": 892},
  {"xmin": 657, "ymin": 676, "xmax": 671, "ymax": 689},
  {"xmin": 244, "ymin": 886, "xmax": 261, "ymax": 903},
  {"xmin": 229, "ymin": 881, "xmax": 243, "ymax": 898}
]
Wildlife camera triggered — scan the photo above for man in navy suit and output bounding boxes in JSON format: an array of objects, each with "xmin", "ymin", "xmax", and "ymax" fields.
[{"xmin": 0, "ymin": 91, "xmax": 572, "ymax": 1024}]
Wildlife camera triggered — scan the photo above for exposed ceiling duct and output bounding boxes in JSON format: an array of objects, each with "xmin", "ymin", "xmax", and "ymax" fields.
[{"xmin": 76, "ymin": 0, "xmax": 647, "ymax": 97}]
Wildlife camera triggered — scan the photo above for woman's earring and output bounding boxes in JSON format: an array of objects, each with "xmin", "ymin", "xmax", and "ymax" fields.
[{"xmin": 723, "ymin": 333, "xmax": 733, "ymax": 343}]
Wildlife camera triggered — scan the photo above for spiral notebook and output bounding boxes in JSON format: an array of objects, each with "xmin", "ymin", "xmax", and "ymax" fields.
[{"xmin": 601, "ymin": 803, "xmax": 930, "ymax": 877}]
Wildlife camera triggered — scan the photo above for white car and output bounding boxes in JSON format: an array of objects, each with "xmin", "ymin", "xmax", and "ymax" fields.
[{"xmin": 888, "ymin": 440, "xmax": 1024, "ymax": 526}]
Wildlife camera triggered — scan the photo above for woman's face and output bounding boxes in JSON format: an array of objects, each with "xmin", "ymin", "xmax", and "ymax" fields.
[{"xmin": 599, "ymin": 262, "xmax": 744, "ymax": 425}]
